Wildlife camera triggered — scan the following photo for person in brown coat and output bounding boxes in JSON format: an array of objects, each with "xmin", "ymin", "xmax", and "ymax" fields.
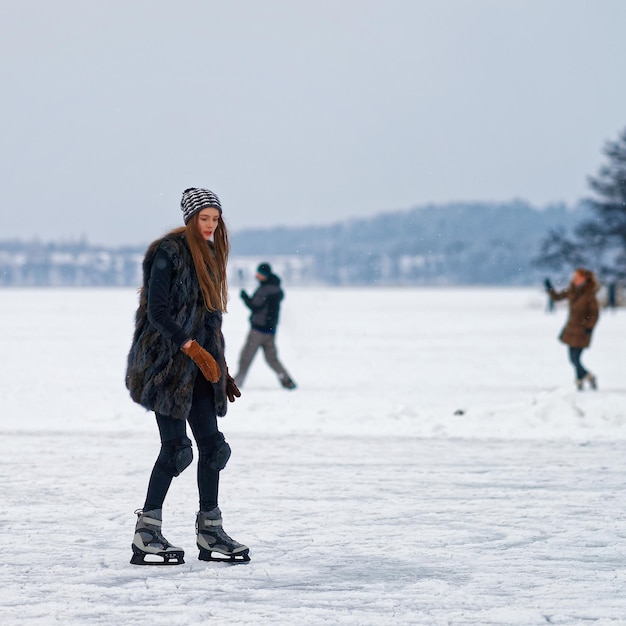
[{"xmin": 544, "ymin": 268, "xmax": 600, "ymax": 390}]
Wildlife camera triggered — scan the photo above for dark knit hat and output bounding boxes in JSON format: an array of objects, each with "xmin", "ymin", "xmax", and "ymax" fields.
[
  {"xmin": 257, "ymin": 262, "xmax": 272, "ymax": 278},
  {"xmin": 180, "ymin": 187, "xmax": 222, "ymax": 224}
]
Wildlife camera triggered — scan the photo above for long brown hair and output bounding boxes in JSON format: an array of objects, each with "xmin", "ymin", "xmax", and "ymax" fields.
[
  {"xmin": 163, "ymin": 213, "xmax": 230, "ymax": 312},
  {"xmin": 573, "ymin": 267, "xmax": 600, "ymax": 292}
]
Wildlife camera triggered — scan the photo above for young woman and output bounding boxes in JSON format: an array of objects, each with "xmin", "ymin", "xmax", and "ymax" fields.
[
  {"xmin": 545, "ymin": 267, "xmax": 600, "ymax": 391},
  {"xmin": 126, "ymin": 187, "xmax": 249, "ymax": 565}
]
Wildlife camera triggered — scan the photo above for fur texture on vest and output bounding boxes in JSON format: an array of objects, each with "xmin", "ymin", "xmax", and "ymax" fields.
[{"xmin": 125, "ymin": 233, "xmax": 228, "ymax": 418}]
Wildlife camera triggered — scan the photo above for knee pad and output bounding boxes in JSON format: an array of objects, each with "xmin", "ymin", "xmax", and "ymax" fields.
[
  {"xmin": 199, "ymin": 432, "xmax": 231, "ymax": 471},
  {"xmin": 157, "ymin": 436, "xmax": 193, "ymax": 477},
  {"xmin": 210, "ymin": 439, "xmax": 231, "ymax": 471}
]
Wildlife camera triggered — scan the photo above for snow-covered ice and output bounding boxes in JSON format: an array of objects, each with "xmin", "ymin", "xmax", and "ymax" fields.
[{"xmin": 1, "ymin": 287, "xmax": 626, "ymax": 625}]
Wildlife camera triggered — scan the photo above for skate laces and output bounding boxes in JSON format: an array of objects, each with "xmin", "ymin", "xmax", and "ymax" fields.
[
  {"xmin": 150, "ymin": 527, "xmax": 170, "ymax": 547},
  {"xmin": 210, "ymin": 526, "xmax": 239, "ymax": 547}
]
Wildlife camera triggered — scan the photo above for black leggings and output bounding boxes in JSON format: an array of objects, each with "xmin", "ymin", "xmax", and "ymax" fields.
[
  {"xmin": 143, "ymin": 374, "xmax": 222, "ymax": 512},
  {"xmin": 568, "ymin": 346, "xmax": 588, "ymax": 381}
]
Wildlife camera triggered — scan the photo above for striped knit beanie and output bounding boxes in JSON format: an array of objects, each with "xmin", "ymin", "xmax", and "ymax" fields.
[{"xmin": 180, "ymin": 188, "xmax": 222, "ymax": 224}]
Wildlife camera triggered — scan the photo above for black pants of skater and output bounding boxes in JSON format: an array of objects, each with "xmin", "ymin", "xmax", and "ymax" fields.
[
  {"xmin": 143, "ymin": 373, "xmax": 221, "ymax": 512},
  {"xmin": 568, "ymin": 346, "xmax": 588, "ymax": 380}
]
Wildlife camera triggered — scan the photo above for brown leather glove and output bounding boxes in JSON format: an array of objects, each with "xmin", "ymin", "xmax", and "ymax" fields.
[
  {"xmin": 181, "ymin": 340, "xmax": 221, "ymax": 383},
  {"xmin": 226, "ymin": 371, "xmax": 241, "ymax": 403}
]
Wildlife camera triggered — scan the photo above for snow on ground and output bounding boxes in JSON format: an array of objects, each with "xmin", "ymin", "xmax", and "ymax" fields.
[{"xmin": 1, "ymin": 287, "xmax": 626, "ymax": 625}]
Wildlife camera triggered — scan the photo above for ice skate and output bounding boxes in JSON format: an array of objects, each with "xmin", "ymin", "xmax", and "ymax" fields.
[
  {"xmin": 196, "ymin": 507, "xmax": 250, "ymax": 563},
  {"xmin": 585, "ymin": 373, "xmax": 597, "ymax": 390},
  {"xmin": 130, "ymin": 509, "xmax": 185, "ymax": 565},
  {"xmin": 575, "ymin": 379, "xmax": 583, "ymax": 391},
  {"xmin": 279, "ymin": 375, "xmax": 297, "ymax": 390}
]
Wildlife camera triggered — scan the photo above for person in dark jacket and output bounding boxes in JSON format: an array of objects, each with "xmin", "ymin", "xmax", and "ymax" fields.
[
  {"xmin": 234, "ymin": 263, "xmax": 296, "ymax": 389},
  {"xmin": 545, "ymin": 267, "xmax": 600, "ymax": 391},
  {"xmin": 125, "ymin": 187, "xmax": 249, "ymax": 565}
]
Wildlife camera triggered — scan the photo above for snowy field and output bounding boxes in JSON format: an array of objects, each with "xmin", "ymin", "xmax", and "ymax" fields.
[{"xmin": 1, "ymin": 286, "xmax": 626, "ymax": 625}]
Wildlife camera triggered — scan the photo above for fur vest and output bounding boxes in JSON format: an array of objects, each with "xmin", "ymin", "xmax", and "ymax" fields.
[{"xmin": 125, "ymin": 233, "xmax": 228, "ymax": 418}]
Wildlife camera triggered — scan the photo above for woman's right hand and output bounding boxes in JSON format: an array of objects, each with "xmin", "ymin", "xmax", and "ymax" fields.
[{"xmin": 181, "ymin": 340, "xmax": 222, "ymax": 383}]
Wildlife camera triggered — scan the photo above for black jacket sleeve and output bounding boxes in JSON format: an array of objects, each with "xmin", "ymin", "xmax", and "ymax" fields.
[
  {"xmin": 147, "ymin": 248, "xmax": 190, "ymax": 349},
  {"xmin": 241, "ymin": 290, "xmax": 254, "ymax": 309}
]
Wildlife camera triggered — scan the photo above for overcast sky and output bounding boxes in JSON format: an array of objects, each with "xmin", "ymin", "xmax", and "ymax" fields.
[{"xmin": 2, "ymin": 0, "xmax": 626, "ymax": 246}]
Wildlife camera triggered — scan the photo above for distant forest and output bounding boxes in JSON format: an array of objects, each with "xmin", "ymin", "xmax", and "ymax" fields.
[
  {"xmin": 230, "ymin": 200, "xmax": 586, "ymax": 285},
  {"xmin": 0, "ymin": 200, "xmax": 586, "ymax": 287}
]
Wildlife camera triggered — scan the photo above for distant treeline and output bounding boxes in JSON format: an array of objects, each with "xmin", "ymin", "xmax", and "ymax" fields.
[
  {"xmin": 0, "ymin": 200, "xmax": 586, "ymax": 287},
  {"xmin": 0, "ymin": 239, "xmax": 144, "ymax": 287},
  {"xmin": 230, "ymin": 200, "xmax": 587, "ymax": 285}
]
